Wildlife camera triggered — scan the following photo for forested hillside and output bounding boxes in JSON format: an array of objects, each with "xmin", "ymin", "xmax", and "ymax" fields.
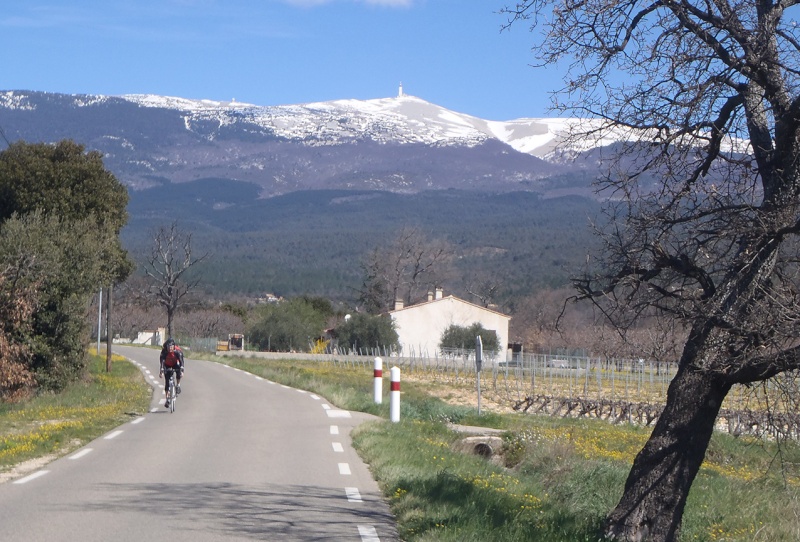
[{"xmin": 122, "ymin": 179, "xmax": 601, "ymax": 308}]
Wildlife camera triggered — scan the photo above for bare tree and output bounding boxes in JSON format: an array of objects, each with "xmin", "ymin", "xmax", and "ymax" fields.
[
  {"xmin": 503, "ymin": 1, "xmax": 800, "ymax": 540},
  {"xmin": 359, "ymin": 227, "xmax": 452, "ymax": 313},
  {"xmin": 179, "ymin": 308, "xmax": 244, "ymax": 339},
  {"xmin": 464, "ymin": 272, "xmax": 503, "ymax": 308},
  {"xmin": 143, "ymin": 222, "xmax": 209, "ymax": 338}
]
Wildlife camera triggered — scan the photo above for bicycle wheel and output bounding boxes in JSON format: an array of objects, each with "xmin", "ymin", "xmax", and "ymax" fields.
[{"xmin": 170, "ymin": 375, "xmax": 176, "ymax": 413}]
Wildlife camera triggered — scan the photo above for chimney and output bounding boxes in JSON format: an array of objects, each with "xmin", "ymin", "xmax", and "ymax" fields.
[
  {"xmin": 394, "ymin": 299, "xmax": 404, "ymax": 310},
  {"xmin": 427, "ymin": 291, "xmax": 434, "ymax": 301},
  {"xmin": 435, "ymin": 287, "xmax": 443, "ymax": 300}
]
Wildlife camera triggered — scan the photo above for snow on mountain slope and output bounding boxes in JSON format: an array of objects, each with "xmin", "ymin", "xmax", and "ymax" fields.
[
  {"xmin": 117, "ymin": 92, "xmax": 749, "ymax": 157},
  {"xmin": 0, "ymin": 90, "xmax": 747, "ymax": 159},
  {"xmin": 118, "ymin": 92, "xmax": 588, "ymax": 157}
]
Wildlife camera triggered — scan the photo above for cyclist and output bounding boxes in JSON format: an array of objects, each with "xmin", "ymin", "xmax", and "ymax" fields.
[{"xmin": 159, "ymin": 338, "xmax": 184, "ymax": 408}]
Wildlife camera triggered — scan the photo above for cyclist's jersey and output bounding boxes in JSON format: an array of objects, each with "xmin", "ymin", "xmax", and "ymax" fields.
[{"xmin": 161, "ymin": 348, "xmax": 183, "ymax": 368}]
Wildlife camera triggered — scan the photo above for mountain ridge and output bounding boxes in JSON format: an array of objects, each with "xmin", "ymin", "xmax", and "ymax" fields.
[
  {"xmin": 0, "ymin": 89, "xmax": 608, "ymax": 300},
  {"xmin": 0, "ymin": 89, "xmax": 607, "ymax": 198}
]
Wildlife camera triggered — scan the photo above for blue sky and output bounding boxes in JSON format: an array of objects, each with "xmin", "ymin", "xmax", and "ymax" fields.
[{"xmin": 0, "ymin": 1, "xmax": 560, "ymax": 121}]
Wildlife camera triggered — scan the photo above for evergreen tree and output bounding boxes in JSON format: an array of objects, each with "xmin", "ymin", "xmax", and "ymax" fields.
[
  {"xmin": 439, "ymin": 323, "xmax": 499, "ymax": 353},
  {"xmin": 0, "ymin": 140, "xmax": 131, "ymax": 395},
  {"xmin": 335, "ymin": 313, "xmax": 399, "ymax": 353}
]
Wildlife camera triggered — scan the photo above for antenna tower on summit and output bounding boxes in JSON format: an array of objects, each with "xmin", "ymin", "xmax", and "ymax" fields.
[{"xmin": 398, "ymin": 82, "xmax": 404, "ymax": 97}]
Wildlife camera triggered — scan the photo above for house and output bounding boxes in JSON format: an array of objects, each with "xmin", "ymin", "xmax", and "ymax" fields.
[
  {"xmin": 389, "ymin": 288, "xmax": 511, "ymax": 362},
  {"xmin": 134, "ymin": 327, "xmax": 166, "ymax": 346}
]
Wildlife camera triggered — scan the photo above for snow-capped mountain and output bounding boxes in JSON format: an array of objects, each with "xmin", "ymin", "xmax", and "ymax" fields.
[
  {"xmin": 0, "ymin": 90, "xmax": 609, "ymax": 196},
  {"xmin": 118, "ymin": 92, "xmax": 590, "ymax": 157}
]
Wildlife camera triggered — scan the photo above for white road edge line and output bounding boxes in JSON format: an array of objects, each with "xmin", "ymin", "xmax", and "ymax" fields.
[
  {"xmin": 13, "ymin": 470, "xmax": 49, "ymax": 484},
  {"xmin": 357, "ymin": 525, "xmax": 380, "ymax": 542},
  {"xmin": 104, "ymin": 430, "xmax": 124, "ymax": 440},
  {"xmin": 338, "ymin": 463, "xmax": 351, "ymax": 475},
  {"xmin": 131, "ymin": 417, "xmax": 145, "ymax": 424},
  {"xmin": 332, "ymin": 442, "xmax": 344, "ymax": 453},
  {"xmin": 69, "ymin": 448, "xmax": 93, "ymax": 460},
  {"xmin": 330, "ymin": 425, "xmax": 339, "ymax": 435}
]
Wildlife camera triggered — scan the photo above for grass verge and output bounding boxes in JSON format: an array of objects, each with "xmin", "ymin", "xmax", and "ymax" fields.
[
  {"xmin": 215, "ymin": 353, "xmax": 800, "ymax": 542},
  {"xmin": 0, "ymin": 351, "xmax": 151, "ymax": 476}
]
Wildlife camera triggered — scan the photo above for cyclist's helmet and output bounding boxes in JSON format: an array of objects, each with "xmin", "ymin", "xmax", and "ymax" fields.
[{"xmin": 164, "ymin": 337, "xmax": 175, "ymax": 349}]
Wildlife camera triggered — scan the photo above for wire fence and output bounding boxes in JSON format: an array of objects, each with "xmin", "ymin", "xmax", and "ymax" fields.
[
  {"xmin": 212, "ymin": 341, "xmax": 800, "ymax": 439},
  {"xmin": 321, "ymin": 347, "xmax": 677, "ymax": 402}
]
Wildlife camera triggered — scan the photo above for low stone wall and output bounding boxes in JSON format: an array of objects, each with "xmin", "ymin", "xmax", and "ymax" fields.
[{"xmin": 216, "ymin": 350, "xmax": 368, "ymax": 363}]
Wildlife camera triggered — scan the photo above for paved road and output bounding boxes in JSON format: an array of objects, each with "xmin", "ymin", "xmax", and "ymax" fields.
[{"xmin": 0, "ymin": 345, "xmax": 398, "ymax": 541}]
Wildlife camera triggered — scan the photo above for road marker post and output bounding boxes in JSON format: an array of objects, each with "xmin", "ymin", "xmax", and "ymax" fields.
[
  {"xmin": 390, "ymin": 366, "xmax": 401, "ymax": 423},
  {"xmin": 476, "ymin": 335, "xmax": 483, "ymax": 416},
  {"xmin": 373, "ymin": 357, "xmax": 383, "ymax": 404}
]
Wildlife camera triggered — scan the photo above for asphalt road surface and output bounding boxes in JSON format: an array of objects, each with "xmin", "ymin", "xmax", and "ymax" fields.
[{"xmin": 0, "ymin": 345, "xmax": 398, "ymax": 541}]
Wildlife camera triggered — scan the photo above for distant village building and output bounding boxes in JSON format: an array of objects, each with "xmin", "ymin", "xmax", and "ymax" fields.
[
  {"xmin": 389, "ymin": 288, "xmax": 511, "ymax": 362},
  {"xmin": 254, "ymin": 293, "xmax": 282, "ymax": 304}
]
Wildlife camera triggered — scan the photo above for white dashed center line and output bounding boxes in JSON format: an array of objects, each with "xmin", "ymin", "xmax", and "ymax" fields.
[
  {"xmin": 357, "ymin": 525, "xmax": 380, "ymax": 541},
  {"xmin": 332, "ymin": 442, "xmax": 344, "ymax": 453},
  {"xmin": 338, "ymin": 463, "xmax": 351, "ymax": 475},
  {"xmin": 330, "ymin": 425, "xmax": 339, "ymax": 435},
  {"xmin": 345, "ymin": 487, "xmax": 363, "ymax": 503}
]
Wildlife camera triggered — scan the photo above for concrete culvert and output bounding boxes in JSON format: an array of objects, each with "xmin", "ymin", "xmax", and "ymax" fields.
[{"xmin": 474, "ymin": 442, "xmax": 493, "ymax": 458}]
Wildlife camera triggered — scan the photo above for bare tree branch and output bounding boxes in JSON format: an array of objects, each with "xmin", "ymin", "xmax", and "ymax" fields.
[
  {"xmin": 143, "ymin": 221, "xmax": 210, "ymax": 337},
  {"xmin": 503, "ymin": 0, "xmax": 800, "ymax": 538}
]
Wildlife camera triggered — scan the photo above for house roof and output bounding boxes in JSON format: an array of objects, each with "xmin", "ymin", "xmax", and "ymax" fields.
[{"xmin": 389, "ymin": 294, "xmax": 511, "ymax": 320}]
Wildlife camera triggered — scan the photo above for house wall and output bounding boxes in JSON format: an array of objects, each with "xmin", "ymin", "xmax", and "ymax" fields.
[{"xmin": 390, "ymin": 296, "xmax": 510, "ymax": 362}]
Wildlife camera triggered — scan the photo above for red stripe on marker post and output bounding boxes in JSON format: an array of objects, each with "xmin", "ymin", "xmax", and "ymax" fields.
[
  {"xmin": 373, "ymin": 357, "xmax": 383, "ymax": 404},
  {"xmin": 390, "ymin": 366, "xmax": 401, "ymax": 423}
]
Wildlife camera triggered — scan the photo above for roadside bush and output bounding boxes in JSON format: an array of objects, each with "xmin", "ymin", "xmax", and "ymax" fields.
[
  {"xmin": 440, "ymin": 322, "xmax": 500, "ymax": 353},
  {"xmin": 247, "ymin": 297, "xmax": 329, "ymax": 352},
  {"xmin": 335, "ymin": 313, "xmax": 399, "ymax": 353},
  {"xmin": 0, "ymin": 214, "xmax": 120, "ymax": 393}
]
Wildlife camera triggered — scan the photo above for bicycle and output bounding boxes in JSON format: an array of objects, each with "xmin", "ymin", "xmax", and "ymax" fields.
[{"xmin": 167, "ymin": 371, "xmax": 177, "ymax": 413}]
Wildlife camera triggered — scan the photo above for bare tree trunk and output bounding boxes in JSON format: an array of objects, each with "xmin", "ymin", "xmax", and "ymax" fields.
[
  {"xmin": 167, "ymin": 304, "xmax": 174, "ymax": 339},
  {"xmin": 605, "ymin": 363, "xmax": 731, "ymax": 542}
]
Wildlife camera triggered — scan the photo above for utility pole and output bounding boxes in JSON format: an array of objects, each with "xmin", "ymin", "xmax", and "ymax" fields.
[
  {"xmin": 96, "ymin": 288, "xmax": 102, "ymax": 355},
  {"xmin": 105, "ymin": 284, "xmax": 113, "ymax": 372}
]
